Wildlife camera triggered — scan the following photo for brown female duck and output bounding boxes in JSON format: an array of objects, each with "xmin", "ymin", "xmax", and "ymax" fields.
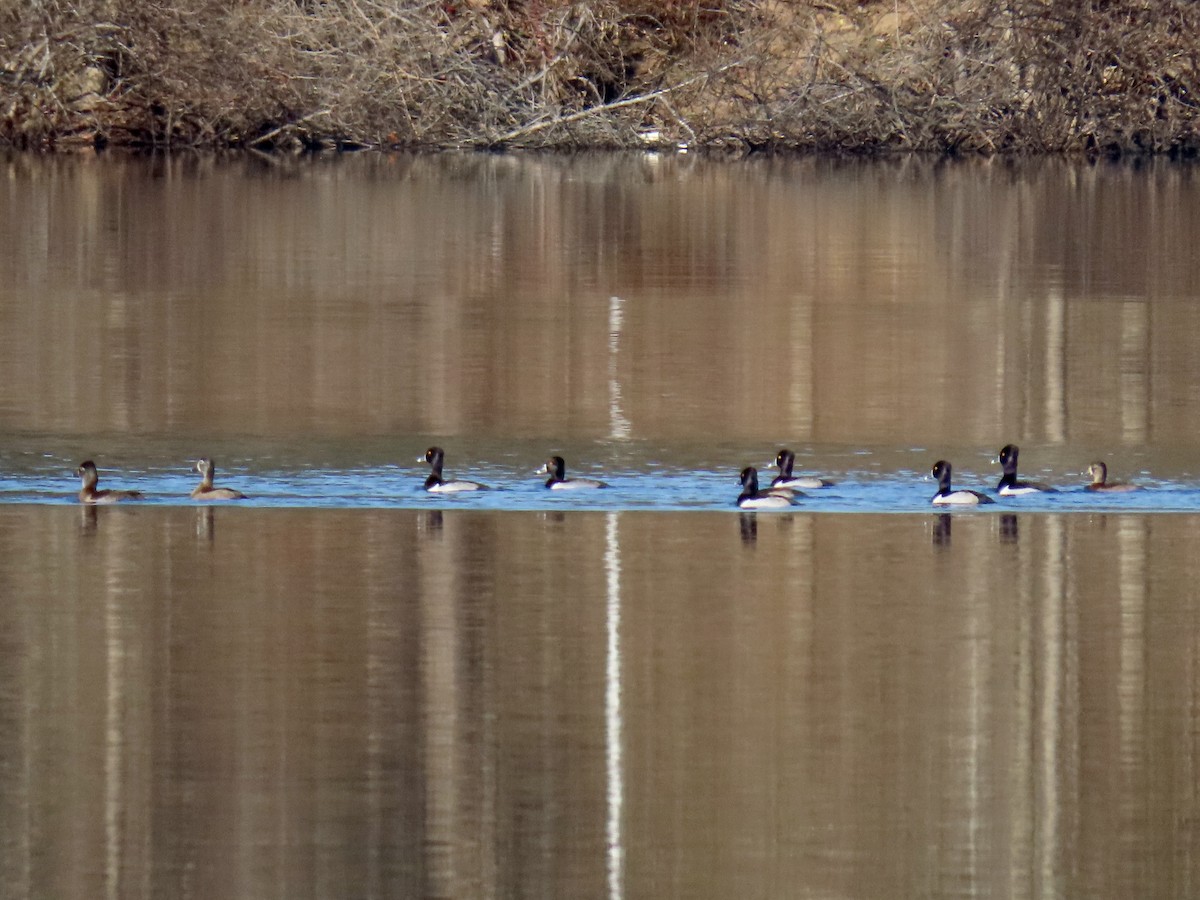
[
  {"xmin": 1084, "ymin": 461, "xmax": 1140, "ymax": 493},
  {"xmin": 76, "ymin": 460, "xmax": 143, "ymax": 504},
  {"xmin": 191, "ymin": 458, "xmax": 247, "ymax": 500}
]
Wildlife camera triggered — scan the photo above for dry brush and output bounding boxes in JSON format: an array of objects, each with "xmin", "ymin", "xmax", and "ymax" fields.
[{"xmin": 2, "ymin": 0, "xmax": 1199, "ymax": 154}]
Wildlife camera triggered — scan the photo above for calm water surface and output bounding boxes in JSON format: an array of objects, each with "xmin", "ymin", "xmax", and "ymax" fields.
[
  {"xmin": 3, "ymin": 152, "xmax": 1200, "ymax": 506},
  {"xmin": 1, "ymin": 508, "xmax": 1197, "ymax": 898},
  {"xmin": 1, "ymin": 153, "xmax": 1199, "ymax": 897}
]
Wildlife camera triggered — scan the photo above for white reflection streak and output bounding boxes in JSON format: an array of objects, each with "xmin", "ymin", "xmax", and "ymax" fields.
[
  {"xmin": 105, "ymin": 589, "xmax": 121, "ymax": 900},
  {"xmin": 966, "ymin": 576, "xmax": 984, "ymax": 886},
  {"xmin": 1117, "ymin": 518, "xmax": 1146, "ymax": 834},
  {"xmin": 1120, "ymin": 301, "xmax": 1149, "ymax": 443},
  {"xmin": 789, "ymin": 294, "xmax": 813, "ymax": 436},
  {"xmin": 609, "ymin": 296, "xmax": 631, "ymax": 441},
  {"xmin": 1045, "ymin": 288, "xmax": 1065, "ymax": 443},
  {"xmin": 605, "ymin": 512, "xmax": 625, "ymax": 900},
  {"xmin": 1038, "ymin": 517, "xmax": 1065, "ymax": 896}
]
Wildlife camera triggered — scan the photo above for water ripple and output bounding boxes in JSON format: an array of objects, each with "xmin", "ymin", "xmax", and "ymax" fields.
[{"xmin": 4, "ymin": 465, "xmax": 1200, "ymax": 512}]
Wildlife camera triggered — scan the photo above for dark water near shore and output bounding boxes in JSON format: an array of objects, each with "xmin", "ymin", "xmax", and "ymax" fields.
[{"xmin": 1, "ymin": 152, "xmax": 1199, "ymax": 897}]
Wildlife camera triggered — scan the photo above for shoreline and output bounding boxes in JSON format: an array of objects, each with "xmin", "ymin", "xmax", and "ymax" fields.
[{"xmin": 4, "ymin": 1, "xmax": 1200, "ymax": 156}]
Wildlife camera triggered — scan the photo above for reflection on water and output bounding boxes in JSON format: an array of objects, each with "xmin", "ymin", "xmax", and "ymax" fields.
[
  {"xmin": 78, "ymin": 503, "xmax": 99, "ymax": 535},
  {"xmin": 194, "ymin": 504, "xmax": 215, "ymax": 541},
  {"xmin": 739, "ymin": 511, "xmax": 758, "ymax": 544},
  {"xmin": 0, "ymin": 507, "xmax": 1196, "ymax": 898},
  {"xmin": 3, "ymin": 153, "xmax": 1200, "ymax": 486},
  {"xmin": 1000, "ymin": 512, "xmax": 1020, "ymax": 544},
  {"xmin": 3, "ymin": 152, "xmax": 1200, "ymax": 899},
  {"xmin": 933, "ymin": 512, "xmax": 952, "ymax": 546},
  {"xmin": 604, "ymin": 511, "xmax": 624, "ymax": 900}
]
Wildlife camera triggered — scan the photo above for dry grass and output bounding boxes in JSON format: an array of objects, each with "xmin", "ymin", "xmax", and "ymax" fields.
[
  {"xmin": 2, "ymin": 0, "xmax": 1199, "ymax": 154},
  {"xmin": 743, "ymin": 0, "xmax": 1200, "ymax": 154}
]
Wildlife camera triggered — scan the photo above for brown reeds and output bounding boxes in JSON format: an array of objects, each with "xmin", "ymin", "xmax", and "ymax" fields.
[{"xmin": 2, "ymin": 1, "xmax": 1199, "ymax": 154}]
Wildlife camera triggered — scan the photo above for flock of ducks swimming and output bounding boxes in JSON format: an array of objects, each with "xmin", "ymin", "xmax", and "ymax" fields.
[
  {"xmin": 741, "ymin": 443, "xmax": 1139, "ymax": 509},
  {"xmin": 73, "ymin": 443, "xmax": 1141, "ymax": 508},
  {"xmin": 73, "ymin": 447, "xmax": 612, "ymax": 504},
  {"xmin": 926, "ymin": 444, "xmax": 1139, "ymax": 507},
  {"xmin": 931, "ymin": 448, "xmax": 1137, "ymax": 508},
  {"xmin": 76, "ymin": 458, "xmax": 247, "ymax": 503}
]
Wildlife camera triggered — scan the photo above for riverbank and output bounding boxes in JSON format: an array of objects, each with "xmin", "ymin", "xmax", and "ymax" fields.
[{"xmin": 3, "ymin": 0, "xmax": 1199, "ymax": 155}]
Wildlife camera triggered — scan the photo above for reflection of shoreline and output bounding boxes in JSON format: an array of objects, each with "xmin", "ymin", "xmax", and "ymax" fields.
[
  {"xmin": 7, "ymin": 157, "xmax": 1192, "ymax": 449},
  {"xmin": 0, "ymin": 506, "xmax": 1190, "ymax": 898}
]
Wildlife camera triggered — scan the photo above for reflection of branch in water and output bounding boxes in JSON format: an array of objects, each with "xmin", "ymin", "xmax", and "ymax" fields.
[{"xmin": 933, "ymin": 513, "xmax": 951, "ymax": 547}]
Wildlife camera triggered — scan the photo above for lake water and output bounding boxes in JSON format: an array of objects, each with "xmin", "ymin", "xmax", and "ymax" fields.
[{"xmin": 0, "ymin": 152, "xmax": 1198, "ymax": 897}]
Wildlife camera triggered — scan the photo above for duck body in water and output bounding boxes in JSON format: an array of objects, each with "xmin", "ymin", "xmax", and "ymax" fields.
[
  {"xmin": 766, "ymin": 448, "xmax": 834, "ymax": 489},
  {"xmin": 419, "ymin": 446, "xmax": 488, "ymax": 493},
  {"xmin": 537, "ymin": 456, "xmax": 607, "ymax": 489},
  {"xmin": 76, "ymin": 460, "xmax": 143, "ymax": 504},
  {"xmin": 996, "ymin": 444, "xmax": 1056, "ymax": 495},
  {"xmin": 191, "ymin": 458, "xmax": 247, "ymax": 500},
  {"xmin": 931, "ymin": 460, "xmax": 993, "ymax": 506},
  {"xmin": 737, "ymin": 466, "xmax": 796, "ymax": 509},
  {"xmin": 1084, "ymin": 461, "xmax": 1140, "ymax": 493}
]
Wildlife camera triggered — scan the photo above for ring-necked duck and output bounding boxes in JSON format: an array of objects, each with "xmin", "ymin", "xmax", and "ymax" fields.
[
  {"xmin": 996, "ymin": 444, "xmax": 1056, "ymax": 495},
  {"xmin": 737, "ymin": 466, "xmax": 796, "ymax": 509},
  {"xmin": 931, "ymin": 460, "xmax": 994, "ymax": 506},
  {"xmin": 536, "ymin": 456, "xmax": 607, "ymax": 489},
  {"xmin": 418, "ymin": 446, "xmax": 487, "ymax": 493},
  {"xmin": 1085, "ymin": 460, "xmax": 1140, "ymax": 492},
  {"xmin": 191, "ymin": 458, "xmax": 247, "ymax": 500},
  {"xmin": 767, "ymin": 448, "xmax": 834, "ymax": 489},
  {"xmin": 76, "ymin": 460, "xmax": 143, "ymax": 504}
]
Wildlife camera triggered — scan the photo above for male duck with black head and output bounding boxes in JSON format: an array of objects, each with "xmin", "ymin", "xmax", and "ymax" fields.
[
  {"xmin": 537, "ymin": 456, "xmax": 607, "ymax": 489},
  {"xmin": 737, "ymin": 466, "xmax": 796, "ymax": 510},
  {"xmin": 931, "ymin": 460, "xmax": 993, "ymax": 506},
  {"xmin": 418, "ymin": 446, "xmax": 488, "ymax": 493},
  {"xmin": 191, "ymin": 458, "xmax": 247, "ymax": 500},
  {"xmin": 766, "ymin": 448, "xmax": 834, "ymax": 489},
  {"xmin": 76, "ymin": 460, "xmax": 143, "ymax": 504},
  {"xmin": 996, "ymin": 444, "xmax": 1056, "ymax": 496}
]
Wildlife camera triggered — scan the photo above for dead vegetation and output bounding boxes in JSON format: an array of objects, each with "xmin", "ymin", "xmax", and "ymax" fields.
[{"xmin": 2, "ymin": 0, "xmax": 1200, "ymax": 154}]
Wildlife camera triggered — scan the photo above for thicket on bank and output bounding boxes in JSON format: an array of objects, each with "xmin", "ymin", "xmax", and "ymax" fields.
[{"xmin": 3, "ymin": 0, "xmax": 1200, "ymax": 154}]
